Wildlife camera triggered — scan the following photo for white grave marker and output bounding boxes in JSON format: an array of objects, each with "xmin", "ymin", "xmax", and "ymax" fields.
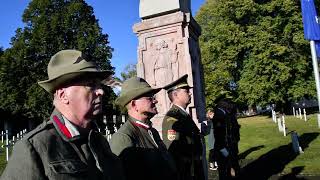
[
  {"xmin": 282, "ymin": 115, "xmax": 286, "ymax": 136},
  {"xmin": 113, "ymin": 115, "xmax": 117, "ymax": 124},
  {"xmin": 272, "ymin": 110, "xmax": 276, "ymax": 123},
  {"xmin": 6, "ymin": 130, "xmax": 9, "ymax": 161},
  {"xmin": 114, "ymin": 125, "xmax": 118, "ymax": 133},
  {"xmin": 299, "ymin": 108, "xmax": 302, "ymax": 119},
  {"xmin": 293, "ymin": 107, "xmax": 295, "ymax": 116},
  {"xmin": 277, "ymin": 118, "xmax": 283, "ymax": 132}
]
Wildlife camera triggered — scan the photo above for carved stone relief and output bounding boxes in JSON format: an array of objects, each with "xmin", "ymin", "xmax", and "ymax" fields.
[{"xmin": 134, "ymin": 11, "xmax": 205, "ymax": 133}]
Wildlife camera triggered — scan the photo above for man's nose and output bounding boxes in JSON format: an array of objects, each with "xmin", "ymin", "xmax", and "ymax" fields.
[
  {"xmin": 95, "ymin": 88, "xmax": 104, "ymax": 96},
  {"xmin": 153, "ymin": 98, "xmax": 158, "ymax": 104}
]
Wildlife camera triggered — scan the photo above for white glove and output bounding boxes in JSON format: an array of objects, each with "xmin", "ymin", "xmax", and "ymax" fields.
[{"xmin": 220, "ymin": 148, "xmax": 229, "ymax": 157}]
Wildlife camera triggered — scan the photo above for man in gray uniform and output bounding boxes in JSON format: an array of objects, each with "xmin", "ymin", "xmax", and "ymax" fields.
[
  {"xmin": 1, "ymin": 50, "xmax": 125, "ymax": 180},
  {"xmin": 110, "ymin": 77, "xmax": 178, "ymax": 180}
]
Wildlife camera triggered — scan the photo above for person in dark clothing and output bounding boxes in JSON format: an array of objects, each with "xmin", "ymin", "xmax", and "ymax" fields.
[
  {"xmin": 162, "ymin": 74, "xmax": 205, "ymax": 180},
  {"xmin": 212, "ymin": 95, "xmax": 240, "ymax": 180},
  {"xmin": 206, "ymin": 109, "xmax": 218, "ymax": 171},
  {"xmin": 227, "ymin": 102, "xmax": 241, "ymax": 178}
]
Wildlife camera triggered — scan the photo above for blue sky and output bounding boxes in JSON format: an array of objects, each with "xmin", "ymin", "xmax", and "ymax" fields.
[{"xmin": 0, "ymin": 0, "xmax": 205, "ymax": 78}]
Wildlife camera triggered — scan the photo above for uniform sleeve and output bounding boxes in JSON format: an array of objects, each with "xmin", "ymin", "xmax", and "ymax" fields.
[
  {"xmin": 109, "ymin": 132, "xmax": 134, "ymax": 156},
  {"xmin": 1, "ymin": 140, "xmax": 47, "ymax": 180},
  {"xmin": 201, "ymin": 121, "xmax": 211, "ymax": 136},
  {"xmin": 162, "ymin": 117, "xmax": 180, "ymax": 149}
]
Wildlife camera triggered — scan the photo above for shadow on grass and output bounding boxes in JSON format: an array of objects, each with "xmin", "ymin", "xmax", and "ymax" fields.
[
  {"xmin": 238, "ymin": 132, "xmax": 319, "ymax": 180},
  {"xmin": 278, "ymin": 166, "xmax": 306, "ymax": 180},
  {"xmin": 238, "ymin": 145, "xmax": 265, "ymax": 160}
]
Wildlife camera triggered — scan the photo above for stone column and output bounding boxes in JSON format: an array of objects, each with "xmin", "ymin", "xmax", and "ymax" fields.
[{"xmin": 134, "ymin": 0, "xmax": 206, "ymax": 133}]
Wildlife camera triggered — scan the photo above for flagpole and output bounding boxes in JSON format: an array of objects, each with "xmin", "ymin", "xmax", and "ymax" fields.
[{"xmin": 310, "ymin": 40, "xmax": 320, "ymax": 127}]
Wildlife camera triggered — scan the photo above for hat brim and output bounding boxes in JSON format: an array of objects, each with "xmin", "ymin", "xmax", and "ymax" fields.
[
  {"xmin": 163, "ymin": 74, "xmax": 190, "ymax": 93},
  {"xmin": 167, "ymin": 84, "xmax": 190, "ymax": 93},
  {"xmin": 115, "ymin": 87, "xmax": 161, "ymax": 107},
  {"xmin": 38, "ymin": 70, "xmax": 112, "ymax": 93}
]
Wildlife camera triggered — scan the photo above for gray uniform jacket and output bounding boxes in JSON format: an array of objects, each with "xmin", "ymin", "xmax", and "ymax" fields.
[
  {"xmin": 1, "ymin": 109, "xmax": 125, "ymax": 180},
  {"xmin": 109, "ymin": 116, "xmax": 178, "ymax": 180}
]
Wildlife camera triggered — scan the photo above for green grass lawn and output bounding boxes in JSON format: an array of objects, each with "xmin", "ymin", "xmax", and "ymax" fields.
[
  {"xmin": 0, "ymin": 142, "xmax": 8, "ymax": 175},
  {"xmin": 237, "ymin": 113, "xmax": 320, "ymax": 177}
]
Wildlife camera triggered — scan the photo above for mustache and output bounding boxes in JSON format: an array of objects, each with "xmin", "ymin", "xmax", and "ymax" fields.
[
  {"xmin": 92, "ymin": 98, "xmax": 102, "ymax": 105},
  {"xmin": 93, "ymin": 102, "xmax": 101, "ymax": 105},
  {"xmin": 92, "ymin": 101, "xmax": 102, "ymax": 109}
]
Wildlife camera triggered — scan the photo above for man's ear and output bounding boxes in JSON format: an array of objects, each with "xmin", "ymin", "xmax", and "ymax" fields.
[
  {"xmin": 129, "ymin": 100, "xmax": 139, "ymax": 111},
  {"xmin": 55, "ymin": 88, "xmax": 69, "ymax": 104},
  {"xmin": 172, "ymin": 90, "xmax": 178, "ymax": 98}
]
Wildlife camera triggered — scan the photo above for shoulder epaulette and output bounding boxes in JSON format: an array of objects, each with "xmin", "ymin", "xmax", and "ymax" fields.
[
  {"xmin": 166, "ymin": 117, "xmax": 178, "ymax": 123},
  {"xmin": 24, "ymin": 120, "xmax": 52, "ymax": 140},
  {"xmin": 166, "ymin": 107, "xmax": 180, "ymax": 117}
]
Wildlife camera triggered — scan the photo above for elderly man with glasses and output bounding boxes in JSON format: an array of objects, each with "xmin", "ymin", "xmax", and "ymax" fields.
[
  {"xmin": 110, "ymin": 77, "xmax": 178, "ymax": 180},
  {"xmin": 1, "ymin": 50, "xmax": 125, "ymax": 180}
]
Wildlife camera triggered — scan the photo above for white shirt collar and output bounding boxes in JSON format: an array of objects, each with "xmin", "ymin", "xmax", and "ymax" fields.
[
  {"xmin": 134, "ymin": 120, "xmax": 150, "ymax": 129},
  {"xmin": 62, "ymin": 115, "xmax": 80, "ymax": 137}
]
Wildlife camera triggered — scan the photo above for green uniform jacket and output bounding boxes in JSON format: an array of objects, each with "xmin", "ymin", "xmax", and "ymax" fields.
[
  {"xmin": 109, "ymin": 116, "xmax": 178, "ymax": 180},
  {"xmin": 162, "ymin": 105, "xmax": 204, "ymax": 180},
  {"xmin": 1, "ymin": 109, "xmax": 125, "ymax": 180}
]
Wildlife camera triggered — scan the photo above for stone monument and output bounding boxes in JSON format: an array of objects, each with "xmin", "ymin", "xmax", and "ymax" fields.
[{"xmin": 134, "ymin": 0, "xmax": 206, "ymax": 134}]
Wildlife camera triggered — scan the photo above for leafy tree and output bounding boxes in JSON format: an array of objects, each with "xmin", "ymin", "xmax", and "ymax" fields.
[
  {"xmin": 196, "ymin": 0, "xmax": 248, "ymax": 107},
  {"xmin": 196, "ymin": 0, "xmax": 314, "ymax": 111},
  {"xmin": 108, "ymin": 63, "xmax": 137, "ymax": 114},
  {"xmin": 0, "ymin": 47, "xmax": 3, "ymax": 56},
  {"xmin": 0, "ymin": 0, "xmax": 114, "ymax": 122},
  {"xmin": 120, "ymin": 63, "xmax": 137, "ymax": 81},
  {"xmin": 238, "ymin": 0, "xmax": 313, "ymax": 110}
]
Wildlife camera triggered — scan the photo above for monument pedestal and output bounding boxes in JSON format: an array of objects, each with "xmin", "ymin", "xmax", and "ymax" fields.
[{"xmin": 133, "ymin": 11, "xmax": 206, "ymax": 134}]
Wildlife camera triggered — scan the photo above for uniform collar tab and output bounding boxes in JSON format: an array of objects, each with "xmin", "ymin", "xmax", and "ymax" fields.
[
  {"xmin": 53, "ymin": 115, "xmax": 72, "ymax": 139},
  {"xmin": 133, "ymin": 120, "xmax": 150, "ymax": 129}
]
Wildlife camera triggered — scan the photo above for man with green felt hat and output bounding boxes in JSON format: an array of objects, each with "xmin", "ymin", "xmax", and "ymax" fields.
[
  {"xmin": 162, "ymin": 74, "xmax": 205, "ymax": 180},
  {"xmin": 1, "ymin": 49, "xmax": 125, "ymax": 180},
  {"xmin": 110, "ymin": 77, "xmax": 178, "ymax": 180},
  {"xmin": 38, "ymin": 49, "xmax": 112, "ymax": 93}
]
